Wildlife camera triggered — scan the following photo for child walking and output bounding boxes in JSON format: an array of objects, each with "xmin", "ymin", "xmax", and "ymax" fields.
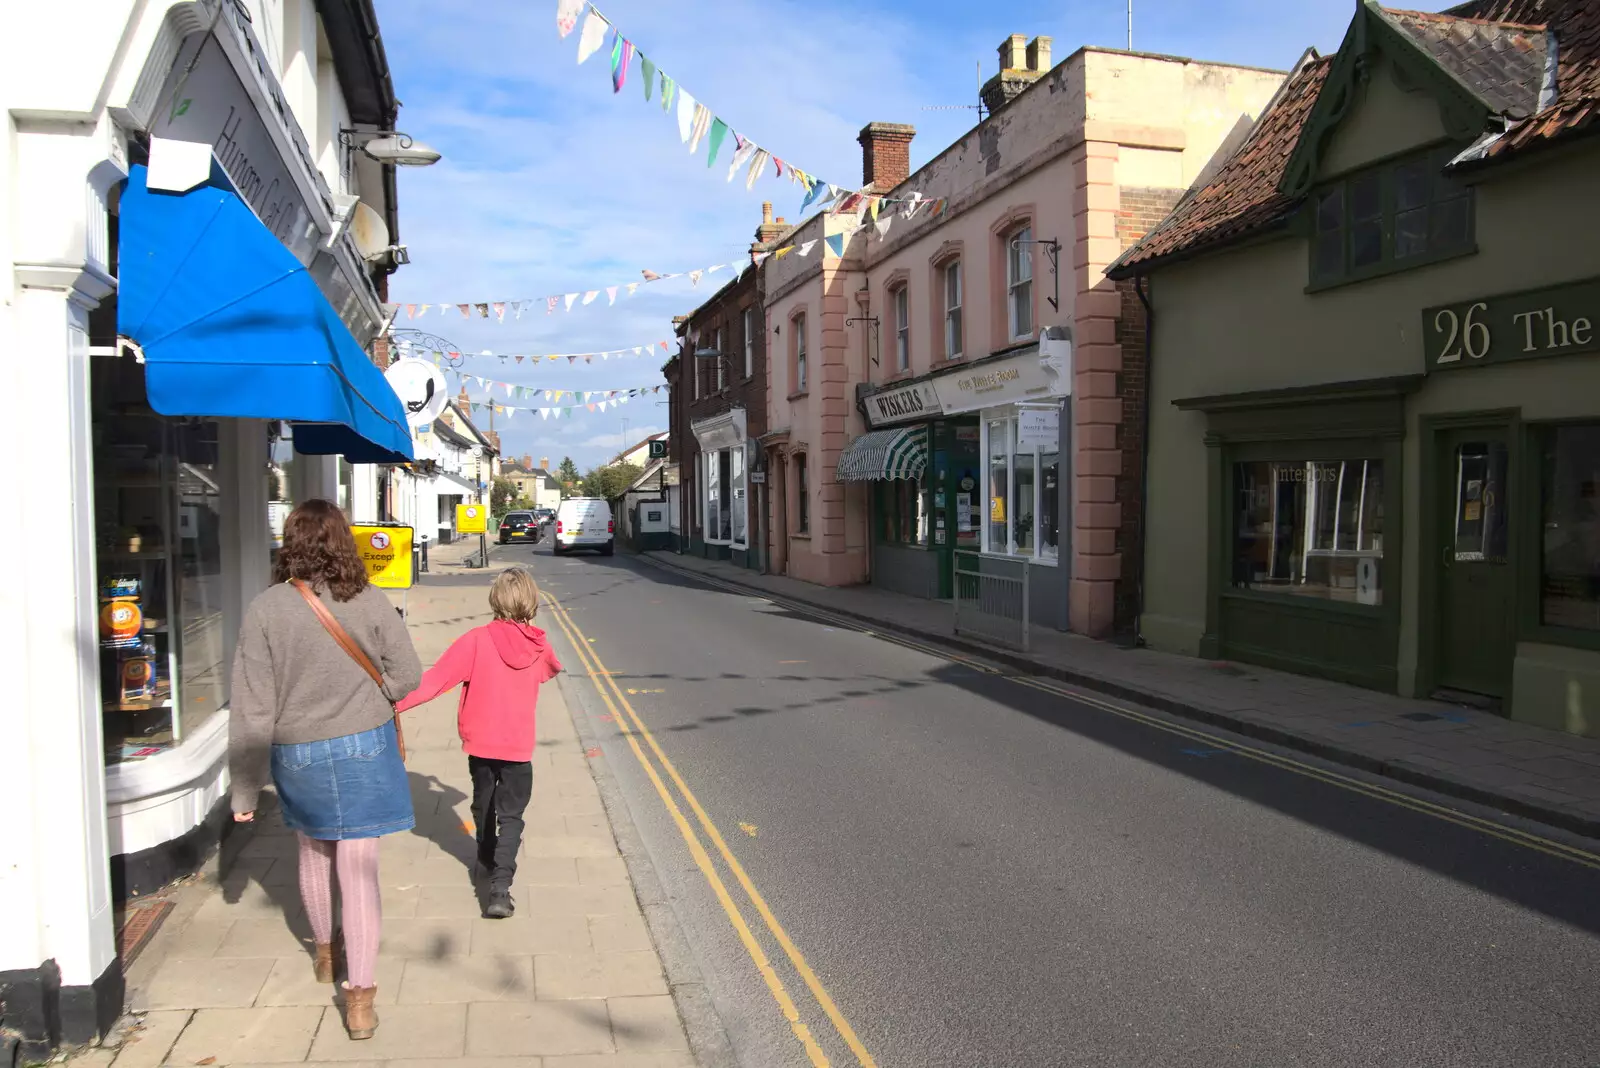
[{"xmin": 396, "ymin": 567, "xmax": 561, "ymax": 918}]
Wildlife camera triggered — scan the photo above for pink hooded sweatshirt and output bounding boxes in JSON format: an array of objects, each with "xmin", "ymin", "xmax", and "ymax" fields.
[{"xmin": 395, "ymin": 620, "xmax": 562, "ymax": 761}]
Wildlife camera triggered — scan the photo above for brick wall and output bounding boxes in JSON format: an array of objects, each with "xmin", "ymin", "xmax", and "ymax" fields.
[{"xmin": 1112, "ymin": 186, "xmax": 1182, "ymax": 639}]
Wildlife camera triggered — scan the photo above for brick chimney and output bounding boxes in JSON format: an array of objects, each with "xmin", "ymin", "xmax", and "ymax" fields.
[
  {"xmin": 981, "ymin": 34, "xmax": 1052, "ymax": 114},
  {"xmin": 754, "ymin": 201, "xmax": 788, "ymax": 248},
  {"xmin": 858, "ymin": 122, "xmax": 916, "ymax": 191},
  {"xmin": 540, "ymin": 457, "xmax": 550, "ymax": 470},
  {"xmin": 522, "ymin": 454, "xmax": 533, "ymax": 469}
]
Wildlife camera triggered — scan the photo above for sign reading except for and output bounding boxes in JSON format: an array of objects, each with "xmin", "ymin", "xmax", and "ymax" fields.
[
  {"xmin": 1423, "ymin": 277, "xmax": 1600, "ymax": 372},
  {"xmin": 456, "ymin": 504, "xmax": 487, "ymax": 534},
  {"xmin": 351, "ymin": 524, "xmax": 414, "ymax": 589}
]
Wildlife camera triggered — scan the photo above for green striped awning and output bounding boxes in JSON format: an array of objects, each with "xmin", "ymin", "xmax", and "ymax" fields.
[{"xmin": 836, "ymin": 426, "xmax": 929, "ymax": 482}]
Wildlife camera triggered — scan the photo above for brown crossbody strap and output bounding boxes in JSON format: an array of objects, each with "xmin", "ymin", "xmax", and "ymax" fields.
[{"xmin": 290, "ymin": 579, "xmax": 406, "ymax": 762}]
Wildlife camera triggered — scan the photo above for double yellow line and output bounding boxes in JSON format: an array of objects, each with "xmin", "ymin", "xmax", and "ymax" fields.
[
  {"xmin": 543, "ymin": 592, "xmax": 878, "ymax": 1068},
  {"xmin": 643, "ymin": 558, "xmax": 1600, "ymax": 873}
]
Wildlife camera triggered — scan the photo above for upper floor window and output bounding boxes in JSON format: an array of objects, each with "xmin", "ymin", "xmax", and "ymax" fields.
[
  {"xmin": 692, "ymin": 346, "xmax": 701, "ymax": 400},
  {"xmin": 943, "ymin": 260, "xmax": 963, "ymax": 360},
  {"xmin": 743, "ymin": 307, "xmax": 757, "ymax": 378},
  {"xmin": 795, "ymin": 453, "xmax": 810, "ymax": 533},
  {"xmin": 892, "ymin": 284, "xmax": 910, "ymax": 371},
  {"xmin": 715, "ymin": 327, "xmax": 726, "ymax": 392},
  {"xmin": 1007, "ymin": 226, "xmax": 1034, "ymax": 339},
  {"xmin": 1310, "ymin": 147, "xmax": 1474, "ymax": 288},
  {"xmin": 794, "ymin": 313, "xmax": 808, "ymax": 392}
]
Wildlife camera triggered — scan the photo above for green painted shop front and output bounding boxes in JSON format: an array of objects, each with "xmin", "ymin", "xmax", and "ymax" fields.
[{"xmin": 866, "ymin": 417, "xmax": 982, "ymax": 601}]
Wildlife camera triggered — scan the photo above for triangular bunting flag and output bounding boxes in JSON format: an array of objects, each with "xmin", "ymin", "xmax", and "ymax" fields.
[
  {"xmin": 582, "ymin": 290, "xmax": 599, "ymax": 305},
  {"xmin": 511, "ymin": 301, "xmax": 523, "ymax": 318},
  {"xmin": 458, "ymin": 304, "xmax": 471, "ymax": 318},
  {"xmin": 641, "ymin": 56, "xmax": 656, "ymax": 100},
  {"xmin": 798, "ymin": 240, "xmax": 817, "ymax": 257},
  {"xmin": 706, "ymin": 118, "xmax": 729, "ymax": 167},
  {"xmin": 727, "ymin": 137, "xmax": 756, "ymax": 182},
  {"xmin": 556, "ymin": 0, "xmax": 584, "ymax": 38},
  {"xmin": 493, "ymin": 302, "xmax": 506, "ymax": 322},
  {"xmin": 677, "ymin": 89, "xmax": 696, "ymax": 143},
  {"xmin": 564, "ymin": 293, "xmax": 579, "ymax": 311},
  {"xmin": 626, "ymin": 282, "xmax": 640, "ymax": 296},
  {"xmin": 689, "ymin": 269, "xmax": 703, "ymax": 287},
  {"xmin": 606, "ymin": 285, "xmax": 618, "ymax": 305},
  {"xmin": 825, "ymin": 233, "xmax": 845, "ymax": 258},
  {"xmin": 547, "ymin": 296, "xmax": 559, "ymax": 314},
  {"xmin": 688, "ymin": 104, "xmax": 711, "ymax": 153},
  {"xmin": 747, "ymin": 148, "xmax": 771, "ymax": 190},
  {"xmin": 576, "ymin": 8, "xmax": 608, "ymax": 63},
  {"xmin": 404, "ymin": 303, "xmax": 416, "ymax": 318},
  {"xmin": 661, "ymin": 73, "xmax": 674, "ymax": 110},
  {"xmin": 475, "ymin": 302, "xmax": 490, "ymax": 318}
]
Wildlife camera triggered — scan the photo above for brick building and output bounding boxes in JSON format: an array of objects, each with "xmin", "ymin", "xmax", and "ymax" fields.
[
  {"xmin": 764, "ymin": 34, "xmax": 1284, "ymax": 636},
  {"xmin": 664, "ymin": 202, "xmax": 787, "ymax": 569}
]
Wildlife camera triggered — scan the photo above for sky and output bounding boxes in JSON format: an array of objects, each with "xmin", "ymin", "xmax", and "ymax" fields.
[{"xmin": 378, "ymin": 0, "xmax": 1359, "ymax": 471}]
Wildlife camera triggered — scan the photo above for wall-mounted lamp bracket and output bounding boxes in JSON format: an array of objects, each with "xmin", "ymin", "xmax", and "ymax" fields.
[{"xmin": 1012, "ymin": 237, "xmax": 1063, "ymax": 312}]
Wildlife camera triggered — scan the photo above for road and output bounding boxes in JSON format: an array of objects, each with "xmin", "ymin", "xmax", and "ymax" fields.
[{"xmin": 499, "ymin": 539, "xmax": 1600, "ymax": 1068}]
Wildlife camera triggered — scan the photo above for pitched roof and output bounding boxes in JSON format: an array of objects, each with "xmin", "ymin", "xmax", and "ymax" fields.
[
  {"xmin": 1111, "ymin": 0, "xmax": 1600, "ymax": 275},
  {"xmin": 1107, "ymin": 54, "xmax": 1331, "ymax": 275},
  {"xmin": 1446, "ymin": 0, "xmax": 1600, "ymax": 161}
]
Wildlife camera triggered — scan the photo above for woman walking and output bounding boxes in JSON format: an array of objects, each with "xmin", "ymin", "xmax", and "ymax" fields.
[{"xmin": 228, "ymin": 499, "xmax": 422, "ymax": 1040}]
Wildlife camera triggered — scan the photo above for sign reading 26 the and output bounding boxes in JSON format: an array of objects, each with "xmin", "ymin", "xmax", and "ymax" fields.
[
  {"xmin": 1432, "ymin": 301, "xmax": 1490, "ymax": 364},
  {"xmin": 1423, "ymin": 278, "xmax": 1600, "ymax": 373}
]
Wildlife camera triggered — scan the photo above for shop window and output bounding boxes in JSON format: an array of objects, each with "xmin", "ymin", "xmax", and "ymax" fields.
[
  {"xmin": 1538, "ymin": 424, "xmax": 1600, "ymax": 631},
  {"xmin": 795, "ymin": 453, "xmax": 810, "ymax": 533},
  {"xmin": 982, "ymin": 416, "xmax": 1059, "ymax": 560},
  {"xmin": 943, "ymin": 259, "xmax": 963, "ymax": 360},
  {"xmin": 793, "ymin": 313, "xmax": 808, "ymax": 393},
  {"xmin": 1007, "ymin": 225, "xmax": 1034, "ymax": 340},
  {"xmin": 704, "ymin": 452, "xmax": 721, "ymax": 543},
  {"xmin": 718, "ymin": 448, "xmax": 733, "ymax": 542},
  {"xmin": 93, "ymin": 354, "xmax": 232, "ymax": 765},
  {"xmin": 743, "ymin": 307, "xmax": 758, "ymax": 379},
  {"xmin": 892, "ymin": 284, "xmax": 910, "ymax": 371},
  {"xmin": 1310, "ymin": 147, "xmax": 1474, "ymax": 288},
  {"xmin": 878, "ymin": 478, "xmax": 930, "ymax": 547},
  {"xmin": 1232, "ymin": 459, "xmax": 1384, "ymax": 605}
]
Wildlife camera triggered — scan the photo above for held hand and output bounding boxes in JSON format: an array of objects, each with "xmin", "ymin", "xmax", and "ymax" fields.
[{"xmin": 234, "ymin": 811, "xmax": 255, "ymax": 823}]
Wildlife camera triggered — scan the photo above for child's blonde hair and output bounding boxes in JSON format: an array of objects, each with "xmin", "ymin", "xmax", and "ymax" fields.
[{"xmin": 489, "ymin": 567, "xmax": 540, "ymax": 622}]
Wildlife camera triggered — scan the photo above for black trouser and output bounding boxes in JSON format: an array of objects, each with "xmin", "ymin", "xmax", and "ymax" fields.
[{"xmin": 468, "ymin": 757, "xmax": 533, "ymax": 889}]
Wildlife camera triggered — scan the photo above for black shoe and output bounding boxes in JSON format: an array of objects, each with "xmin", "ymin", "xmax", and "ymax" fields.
[{"xmin": 483, "ymin": 887, "xmax": 515, "ymax": 919}]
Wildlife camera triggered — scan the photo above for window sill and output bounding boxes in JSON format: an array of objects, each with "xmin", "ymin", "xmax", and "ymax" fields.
[
  {"xmin": 787, "ymin": 390, "xmax": 810, "ymax": 402},
  {"xmin": 1521, "ymin": 621, "xmax": 1600, "ymax": 654},
  {"xmin": 106, "ymin": 706, "xmax": 231, "ymax": 805},
  {"xmin": 1221, "ymin": 587, "xmax": 1385, "ymax": 618},
  {"xmin": 1304, "ymin": 243, "xmax": 1478, "ymax": 294},
  {"xmin": 791, "ymin": 532, "xmax": 812, "ymax": 541},
  {"xmin": 974, "ymin": 549, "xmax": 1060, "ymax": 567}
]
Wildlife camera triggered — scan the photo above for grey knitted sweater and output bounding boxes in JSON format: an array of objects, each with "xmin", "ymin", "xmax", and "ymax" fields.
[{"xmin": 228, "ymin": 581, "xmax": 422, "ymax": 813}]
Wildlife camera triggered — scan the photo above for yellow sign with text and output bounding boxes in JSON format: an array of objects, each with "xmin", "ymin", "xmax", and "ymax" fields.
[
  {"xmin": 456, "ymin": 503, "xmax": 488, "ymax": 534},
  {"xmin": 351, "ymin": 524, "xmax": 414, "ymax": 589}
]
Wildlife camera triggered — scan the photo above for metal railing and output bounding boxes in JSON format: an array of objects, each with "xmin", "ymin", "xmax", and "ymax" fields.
[{"xmin": 952, "ymin": 551, "xmax": 1030, "ymax": 652}]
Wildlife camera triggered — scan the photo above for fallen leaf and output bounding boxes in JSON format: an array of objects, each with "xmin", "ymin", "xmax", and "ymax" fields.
[
  {"xmin": 196, "ymin": 1058, "xmax": 217, "ymax": 1065},
  {"xmin": 739, "ymin": 822, "xmax": 759, "ymax": 837}
]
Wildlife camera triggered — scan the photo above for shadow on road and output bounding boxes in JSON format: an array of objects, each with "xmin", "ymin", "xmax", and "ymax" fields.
[{"xmin": 543, "ymin": 548, "xmax": 1600, "ymax": 938}]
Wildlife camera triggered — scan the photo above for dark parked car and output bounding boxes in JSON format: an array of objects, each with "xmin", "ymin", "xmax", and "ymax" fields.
[{"xmin": 498, "ymin": 511, "xmax": 539, "ymax": 545}]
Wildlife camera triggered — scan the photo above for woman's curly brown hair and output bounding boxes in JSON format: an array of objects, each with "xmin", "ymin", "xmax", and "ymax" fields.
[{"xmin": 273, "ymin": 499, "xmax": 370, "ymax": 602}]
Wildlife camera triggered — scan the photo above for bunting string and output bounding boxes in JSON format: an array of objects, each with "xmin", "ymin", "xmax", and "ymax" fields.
[
  {"xmin": 395, "ymin": 336, "xmax": 674, "ymax": 364},
  {"xmin": 388, "ymin": 236, "xmax": 823, "ymax": 316},
  {"xmin": 559, "ymin": 2, "xmax": 954, "ymax": 223}
]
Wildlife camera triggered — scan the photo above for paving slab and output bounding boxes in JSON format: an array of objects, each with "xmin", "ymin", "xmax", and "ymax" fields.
[{"xmin": 166, "ymin": 1006, "xmax": 324, "ymax": 1064}]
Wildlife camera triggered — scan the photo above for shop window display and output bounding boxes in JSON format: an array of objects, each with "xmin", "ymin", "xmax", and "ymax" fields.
[
  {"xmin": 93, "ymin": 355, "xmax": 232, "ymax": 764},
  {"xmin": 1539, "ymin": 424, "xmax": 1600, "ymax": 631},
  {"xmin": 1232, "ymin": 459, "xmax": 1384, "ymax": 605},
  {"xmin": 981, "ymin": 416, "xmax": 1058, "ymax": 559}
]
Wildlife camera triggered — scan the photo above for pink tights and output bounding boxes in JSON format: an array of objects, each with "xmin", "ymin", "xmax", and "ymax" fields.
[{"xmin": 296, "ymin": 832, "xmax": 382, "ymax": 987}]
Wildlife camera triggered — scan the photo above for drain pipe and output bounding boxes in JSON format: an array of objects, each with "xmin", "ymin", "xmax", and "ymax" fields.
[{"xmin": 1132, "ymin": 274, "xmax": 1154, "ymax": 648}]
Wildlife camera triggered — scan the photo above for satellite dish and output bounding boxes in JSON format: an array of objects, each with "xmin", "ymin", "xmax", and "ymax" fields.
[
  {"xmin": 350, "ymin": 201, "xmax": 391, "ymax": 262},
  {"xmin": 385, "ymin": 358, "xmax": 448, "ymax": 425}
]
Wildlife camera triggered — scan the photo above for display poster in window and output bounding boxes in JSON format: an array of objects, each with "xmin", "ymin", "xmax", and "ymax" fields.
[
  {"xmin": 351, "ymin": 524, "xmax": 414, "ymax": 589},
  {"xmin": 1356, "ymin": 557, "xmax": 1379, "ymax": 606},
  {"xmin": 990, "ymin": 496, "xmax": 1006, "ymax": 523},
  {"xmin": 956, "ymin": 494, "xmax": 973, "ymax": 532},
  {"xmin": 456, "ymin": 503, "xmax": 488, "ymax": 534},
  {"xmin": 1017, "ymin": 408, "xmax": 1060, "ymax": 451}
]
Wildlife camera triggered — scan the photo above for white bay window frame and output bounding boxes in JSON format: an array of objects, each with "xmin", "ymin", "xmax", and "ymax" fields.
[{"xmin": 979, "ymin": 408, "xmax": 1059, "ymax": 563}]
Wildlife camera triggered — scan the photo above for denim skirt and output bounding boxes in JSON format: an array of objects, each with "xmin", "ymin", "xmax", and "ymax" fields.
[{"xmin": 271, "ymin": 720, "xmax": 415, "ymax": 840}]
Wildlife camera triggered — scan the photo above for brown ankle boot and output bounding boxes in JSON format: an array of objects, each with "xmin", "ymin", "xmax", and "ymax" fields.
[
  {"xmin": 313, "ymin": 930, "xmax": 344, "ymax": 983},
  {"xmin": 342, "ymin": 982, "xmax": 378, "ymax": 1039}
]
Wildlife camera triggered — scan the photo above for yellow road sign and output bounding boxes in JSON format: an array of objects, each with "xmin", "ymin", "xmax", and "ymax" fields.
[
  {"xmin": 456, "ymin": 503, "xmax": 487, "ymax": 534},
  {"xmin": 351, "ymin": 524, "xmax": 414, "ymax": 589}
]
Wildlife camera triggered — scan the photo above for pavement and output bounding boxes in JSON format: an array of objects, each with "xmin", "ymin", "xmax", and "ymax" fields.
[
  {"xmin": 91, "ymin": 543, "xmax": 703, "ymax": 1068},
  {"xmin": 641, "ymin": 549, "xmax": 1600, "ymax": 840},
  {"xmin": 528, "ymin": 543, "xmax": 1600, "ymax": 1068}
]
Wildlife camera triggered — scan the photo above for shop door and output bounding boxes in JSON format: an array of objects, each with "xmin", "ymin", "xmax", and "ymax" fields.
[{"xmin": 1433, "ymin": 427, "xmax": 1515, "ymax": 700}]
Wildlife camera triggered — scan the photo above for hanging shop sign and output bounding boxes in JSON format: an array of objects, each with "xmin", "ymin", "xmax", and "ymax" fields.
[
  {"xmin": 691, "ymin": 408, "xmax": 748, "ymax": 452},
  {"xmin": 152, "ymin": 33, "xmax": 321, "ymax": 265},
  {"xmin": 351, "ymin": 524, "xmax": 414, "ymax": 589},
  {"xmin": 933, "ymin": 348, "xmax": 1063, "ymax": 414},
  {"xmin": 1016, "ymin": 406, "xmax": 1061, "ymax": 450},
  {"xmin": 864, "ymin": 380, "xmax": 942, "ymax": 428},
  {"xmin": 1423, "ymin": 277, "xmax": 1600, "ymax": 372},
  {"xmin": 385, "ymin": 358, "xmax": 450, "ymax": 425},
  {"xmin": 456, "ymin": 504, "xmax": 488, "ymax": 535}
]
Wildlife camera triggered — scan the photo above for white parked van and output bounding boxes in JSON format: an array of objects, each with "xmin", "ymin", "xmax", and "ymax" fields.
[{"xmin": 553, "ymin": 498, "xmax": 614, "ymax": 555}]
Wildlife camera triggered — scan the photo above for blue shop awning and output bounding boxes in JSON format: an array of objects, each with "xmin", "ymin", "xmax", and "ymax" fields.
[
  {"xmin": 117, "ymin": 164, "xmax": 412, "ymax": 463},
  {"xmin": 836, "ymin": 426, "xmax": 929, "ymax": 482}
]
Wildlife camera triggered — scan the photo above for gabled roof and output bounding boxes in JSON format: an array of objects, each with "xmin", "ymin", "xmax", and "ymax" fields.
[{"xmin": 1110, "ymin": 0, "xmax": 1600, "ymax": 277}]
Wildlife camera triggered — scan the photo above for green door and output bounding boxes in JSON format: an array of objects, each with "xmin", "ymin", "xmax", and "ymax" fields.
[{"xmin": 1433, "ymin": 426, "xmax": 1515, "ymax": 700}]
